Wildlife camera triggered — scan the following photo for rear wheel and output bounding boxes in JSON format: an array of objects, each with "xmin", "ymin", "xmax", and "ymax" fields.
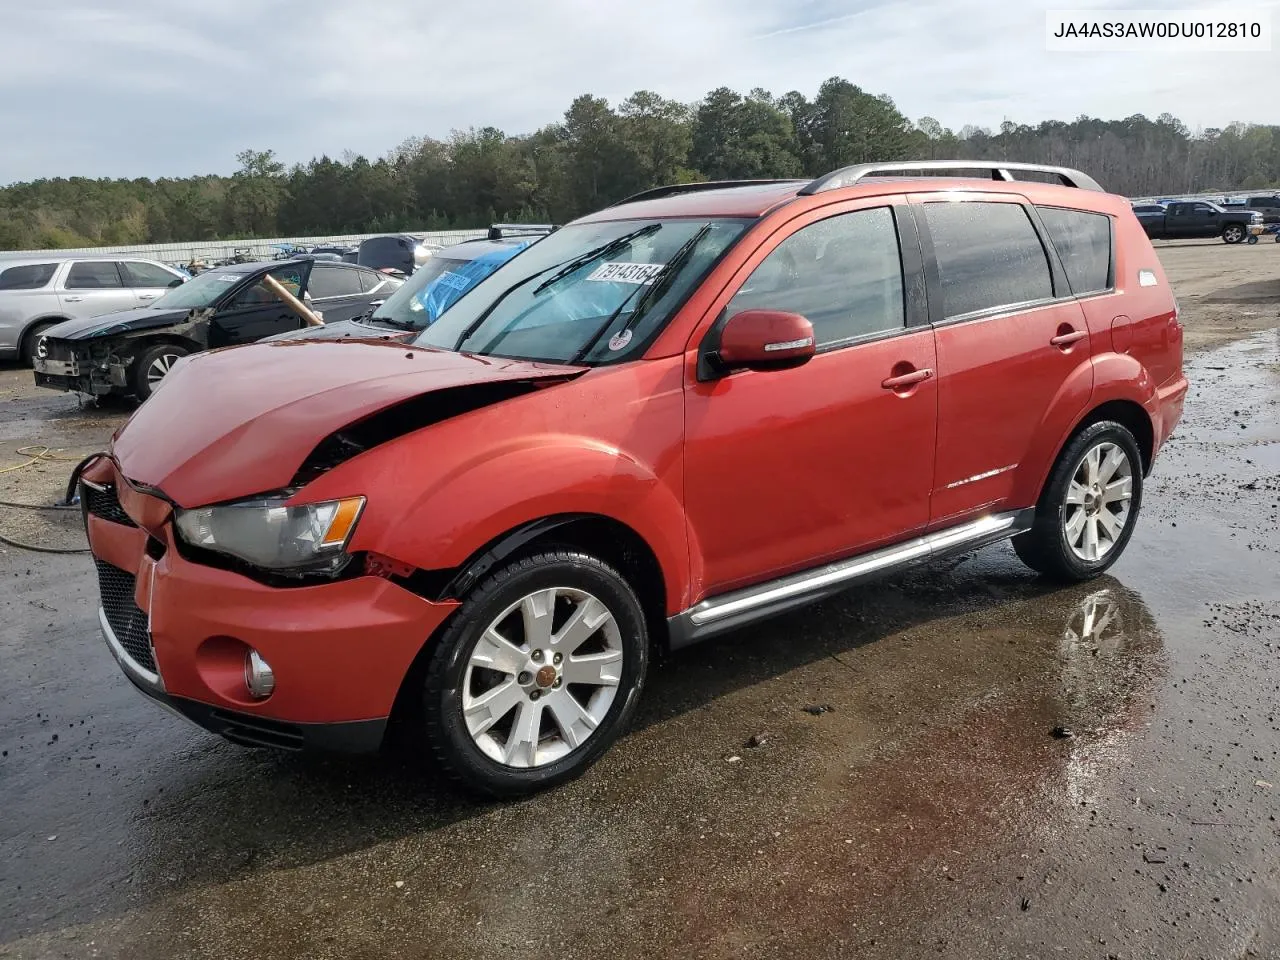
[
  {"xmin": 1013, "ymin": 421, "xmax": 1143, "ymax": 582},
  {"xmin": 1222, "ymin": 223, "xmax": 1246, "ymax": 244},
  {"xmin": 132, "ymin": 343, "xmax": 190, "ymax": 400},
  {"xmin": 421, "ymin": 550, "xmax": 648, "ymax": 797},
  {"xmin": 18, "ymin": 321, "xmax": 56, "ymax": 367}
]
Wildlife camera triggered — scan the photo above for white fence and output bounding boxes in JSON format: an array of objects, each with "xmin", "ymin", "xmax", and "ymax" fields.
[{"xmin": 0, "ymin": 229, "xmax": 489, "ymax": 265}]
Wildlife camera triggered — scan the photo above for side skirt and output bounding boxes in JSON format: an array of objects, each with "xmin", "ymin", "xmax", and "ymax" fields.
[{"xmin": 666, "ymin": 509, "xmax": 1036, "ymax": 650}]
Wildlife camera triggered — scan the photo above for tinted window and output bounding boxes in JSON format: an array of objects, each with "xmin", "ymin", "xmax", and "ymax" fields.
[
  {"xmin": 359, "ymin": 269, "xmax": 391, "ymax": 294},
  {"xmin": 923, "ymin": 202, "xmax": 1052, "ymax": 318},
  {"xmin": 1037, "ymin": 207, "xmax": 1112, "ymax": 294},
  {"xmin": 1190, "ymin": 203, "xmax": 1215, "ymax": 214},
  {"xmin": 122, "ymin": 261, "xmax": 179, "ymax": 288},
  {"xmin": 0, "ymin": 263, "xmax": 57, "ymax": 290},
  {"xmin": 307, "ymin": 265, "xmax": 364, "ymax": 299},
  {"xmin": 728, "ymin": 207, "xmax": 905, "ymax": 348},
  {"xmin": 358, "ymin": 237, "xmax": 413, "ymax": 272},
  {"xmin": 1132, "ymin": 205, "xmax": 1164, "ymax": 214},
  {"xmin": 65, "ymin": 262, "xmax": 124, "ymax": 289}
]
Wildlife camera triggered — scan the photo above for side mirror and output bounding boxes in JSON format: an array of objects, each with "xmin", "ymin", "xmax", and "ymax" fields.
[
  {"xmin": 168, "ymin": 278, "xmax": 184, "ymax": 288},
  {"xmin": 713, "ymin": 309, "xmax": 815, "ymax": 375}
]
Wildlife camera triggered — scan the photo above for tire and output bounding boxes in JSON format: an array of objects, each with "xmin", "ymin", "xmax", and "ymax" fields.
[
  {"xmin": 1013, "ymin": 421, "xmax": 1144, "ymax": 582},
  {"xmin": 1247, "ymin": 235, "xmax": 1259, "ymax": 245},
  {"xmin": 1222, "ymin": 223, "xmax": 1246, "ymax": 244},
  {"xmin": 421, "ymin": 550, "xmax": 649, "ymax": 797},
  {"xmin": 18, "ymin": 321, "xmax": 57, "ymax": 368},
  {"xmin": 132, "ymin": 343, "xmax": 190, "ymax": 400}
]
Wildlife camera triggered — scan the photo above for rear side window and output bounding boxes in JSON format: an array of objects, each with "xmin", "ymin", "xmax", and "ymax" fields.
[
  {"xmin": 359, "ymin": 269, "xmax": 390, "ymax": 293},
  {"xmin": 728, "ymin": 207, "xmax": 905, "ymax": 348},
  {"xmin": 65, "ymin": 262, "xmax": 124, "ymax": 289},
  {"xmin": 923, "ymin": 201, "xmax": 1052, "ymax": 318},
  {"xmin": 308, "ymin": 265, "xmax": 365, "ymax": 298},
  {"xmin": 1037, "ymin": 207, "xmax": 1112, "ymax": 295},
  {"xmin": 0, "ymin": 263, "xmax": 57, "ymax": 290},
  {"xmin": 122, "ymin": 261, "xmax": 179, "ymax": 288}
]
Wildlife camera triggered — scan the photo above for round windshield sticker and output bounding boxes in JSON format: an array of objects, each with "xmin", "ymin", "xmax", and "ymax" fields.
[{"xmin": 608, "ymin": 330, "xmax": 633, "ymax": 351}]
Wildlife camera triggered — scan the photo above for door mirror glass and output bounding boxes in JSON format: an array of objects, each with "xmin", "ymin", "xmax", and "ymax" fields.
[{"xmin": 717, "ymin": 309, "xmax": 815, "ymax": 373}]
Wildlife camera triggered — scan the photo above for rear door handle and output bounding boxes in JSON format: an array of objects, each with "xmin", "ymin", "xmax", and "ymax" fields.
[
  {"xmin": 137, "ymin": 294, "xmax": 158, "ymax": 300},
  {"xmin": 881, "ymin": 368, "xmax": 934, "ymax": 390},
  {"xmin": 63, "ymin": 295, "xmax": 83, "ymax": 302},
  {"xmin": 1050, "ymin": 330, "xmax": 1088, "ymax": 347}
]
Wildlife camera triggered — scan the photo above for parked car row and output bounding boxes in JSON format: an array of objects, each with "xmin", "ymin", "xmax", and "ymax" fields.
[
  {"xmin": 12, "ymin": 225, "xmax": 558, "ymax": 399},
  {"xmin": 1131, "ymin": 200, "xmax": 1265, "ymax": 243},
  {"xmin": 73, "ymin": 160, "xmax": 1187, "ymax": 796}
]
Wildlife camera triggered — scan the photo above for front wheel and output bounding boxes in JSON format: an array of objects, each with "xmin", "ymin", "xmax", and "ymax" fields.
[
  {"xmin": 132, "ymin": 343, "xmax": 190, "ymax": 400},
  {"xmin": 1014, "ymin": 421, "xmax": 1143, "ymax": 582},
  {"xmin": 421, "ymin": 550, "xmax": 649, "ymax": 797},
  {"xmin": 1222, "ymin": 224, "xmax": 1246, "ymax": 244}
]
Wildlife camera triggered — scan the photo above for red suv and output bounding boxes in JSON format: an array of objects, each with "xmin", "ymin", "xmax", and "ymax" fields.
[{"xmin": 79, "ymin": 161, "xmax": 1186, "ymax": 795}]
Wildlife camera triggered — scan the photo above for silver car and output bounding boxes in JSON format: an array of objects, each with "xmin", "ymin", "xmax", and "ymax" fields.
[{"xmin": 0, "ymin": 256, "xmax": 187, "ymax": 366}]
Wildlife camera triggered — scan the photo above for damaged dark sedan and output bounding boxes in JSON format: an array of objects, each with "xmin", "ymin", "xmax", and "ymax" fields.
[{"xmin": 32, "ymin": 259, "xmax": 400, "ymax": 400}]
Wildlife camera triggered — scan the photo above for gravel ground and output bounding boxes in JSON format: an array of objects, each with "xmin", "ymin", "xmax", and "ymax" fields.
[{"xmin": 0, "ymin": 240, "xmax": 1277, "ymax": 960}]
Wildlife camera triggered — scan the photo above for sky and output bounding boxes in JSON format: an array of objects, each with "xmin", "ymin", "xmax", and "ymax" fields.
[{"xmin": 0, "ymin": 0, "xmax": 1276, "ymax": 184}]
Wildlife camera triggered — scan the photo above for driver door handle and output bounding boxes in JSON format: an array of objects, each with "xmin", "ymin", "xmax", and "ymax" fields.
[
  {"xmin": 881, "ymin": 368, "xmax": 934, "ymax": 390},
  {"xmin": 1050, "ymin": 330, "xmax": 1088, "ymax": 348},
  {"xmin": 63, "ymin": 295, "xmax": 83, "ymax": 302}
]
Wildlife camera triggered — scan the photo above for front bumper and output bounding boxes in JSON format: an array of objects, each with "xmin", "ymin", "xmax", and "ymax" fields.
[
  {"xmin": 83, "ymin": 461, "xmax": 460, "ymax": 751},
  {"xmin": 33, "ymin": 346, "xmax": 127, "ymax": 395}
]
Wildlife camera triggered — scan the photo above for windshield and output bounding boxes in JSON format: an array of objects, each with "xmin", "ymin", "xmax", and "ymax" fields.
[
  {"xmin": 148, "ymin": 270, "xmax": 245, "ymax": 309},
  {"xmin": 414, "ymin": 218, "xmax": 748, "ymax": 364},
  {"xmin": 369, "ymin": 241, "xmax": 533, "ymax": 330}
]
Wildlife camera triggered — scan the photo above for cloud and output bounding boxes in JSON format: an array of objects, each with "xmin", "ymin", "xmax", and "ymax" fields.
[{"xmin": 1, "ymin": 0, "xmax": 1276, "ymax": 183}]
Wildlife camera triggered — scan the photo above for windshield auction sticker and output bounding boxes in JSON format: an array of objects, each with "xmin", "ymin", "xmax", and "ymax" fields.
[{"xmin": 587, "ymin": 262, "xmax": 664, "ymax": 284}]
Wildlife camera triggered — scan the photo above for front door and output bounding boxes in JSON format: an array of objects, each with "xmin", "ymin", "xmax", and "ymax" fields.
[
  {"xmin": 120, "ymin": 261, "xmax": 183, "ymax": 307},
  {"xmin": 210, "ymin": 262, "xmax": 313, "ymax": 346},
  {"xmin": 912, "ymin": 194, "xmax": 1093, "ymax": 526},
  {"xmin": 57, "ymin": 261, "xmax": 137, "ymax": 320},
  {"xmin": 683, "ymin": 201, "xmax": 938, "ymax": 597}
]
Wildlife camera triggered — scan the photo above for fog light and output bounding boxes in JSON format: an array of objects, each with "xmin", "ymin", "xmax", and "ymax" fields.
[{"xmin": 244, "ymin": 649, "xmax": 275, "ymax": 699}]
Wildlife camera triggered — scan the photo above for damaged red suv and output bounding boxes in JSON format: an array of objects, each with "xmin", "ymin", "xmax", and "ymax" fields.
[{"xmin": 79, "ymin": 161, "xmax": 1186, "ymax": 795}]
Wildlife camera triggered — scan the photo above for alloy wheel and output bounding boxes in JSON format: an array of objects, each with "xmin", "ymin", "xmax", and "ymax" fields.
[
  {"xmin": 1063, "ymin": 441, "xmax": 1134, "ymax": 563},
  {"xmin": 146, "ymin": 353, "xmax": 182, "ymax": 386},
  {"xmin": 462, "ymin": 587, "xmax": 624, "ymax": 769}
]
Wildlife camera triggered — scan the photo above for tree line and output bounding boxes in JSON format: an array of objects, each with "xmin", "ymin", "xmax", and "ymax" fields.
[{"xmin": 2, "ymin": 77, "xmax": 1277, "ymax": 251}]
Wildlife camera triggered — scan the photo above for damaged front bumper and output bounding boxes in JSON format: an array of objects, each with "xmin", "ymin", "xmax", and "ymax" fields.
[{"xmin": 33, "ymin": 340, "xmax": 131, "ymax": 396}]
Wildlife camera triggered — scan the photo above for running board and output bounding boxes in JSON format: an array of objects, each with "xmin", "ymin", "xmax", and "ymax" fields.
[{"xmin": 666, "ymin": 509, "xmax": 1036, "ymax": 650}]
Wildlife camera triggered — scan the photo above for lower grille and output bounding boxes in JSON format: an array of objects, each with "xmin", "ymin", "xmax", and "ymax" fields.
[
  {"xmin": 82, "ymin": 482, "xmax": 137, "ymax": 528},
  {"xmin": 96, "ymin": 559, "xmax": 156, "ymax": 674},
  {"xmin": 209, "ymin": 711, "xmax": 306, "ymax": 751}
]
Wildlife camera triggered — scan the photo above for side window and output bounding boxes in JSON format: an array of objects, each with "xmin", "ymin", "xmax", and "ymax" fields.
[
  {"xmin": 1191, "ymin": 203, "xmax": 1214, "ymax": 214},
  {"xmin": 65, "ymin": 262, "xmax": 124, "ymax": 289},
  {"xmin": 122, "ymin": 261, "xmax": 180, "ymax": 288},
  {"xmin": 229, "ymin": 265, "xmax": 305, "ymax": 308},
  {"xmin": 0, "ymin": 263, "xmax": 57, "ymax": 290},
  {"xmin": 1037, "ymin": 207, "xmax": 1112, "ymax": 295},
  {"xmin": 360, "ymin": 270, "xmax": 390, "ymax": 294},
  {"xmin": 727, "ymin": 207, "xmax": 905, "ymax": 348},
  {"xmin": 922, "ymin": 201, "xmax": 1053, "ymax": 318},
  {"xmin": 307, "ymin": 265, "xmax": 364, "ymax": 299}
]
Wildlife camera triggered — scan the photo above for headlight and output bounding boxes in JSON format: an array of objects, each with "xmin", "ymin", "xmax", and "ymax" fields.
[
  {"xmin": 174, "ymin": 496, "xmax": 365, "ymax": 573},
  {"xmin": 35, "ymin": 336, "xmax": 48, "ymax": 360},
  {"xmin": 1251, "ymin": 212, "xmax": 1264, "ymax": 223}
]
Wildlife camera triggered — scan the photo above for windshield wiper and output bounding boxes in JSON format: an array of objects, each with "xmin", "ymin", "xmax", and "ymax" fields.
[
  {"xmin": 569, "ymin": 223, "xmax": 712, "ymax": 365},
  {"xmin": 531, "ymin": 224, "xmax": 661, "ymax": 296},
  {"xmin": 365, "ymin": 314, "xmax": 416, "ymax": 331}
]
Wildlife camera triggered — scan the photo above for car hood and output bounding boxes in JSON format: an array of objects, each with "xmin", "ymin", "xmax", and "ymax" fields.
[
  {"xmin": 111, "ymin": 339, "xmax": 584, "ymax": 507},
  {"xmin": 43, "ymin": 307, "xmax": 189, "ymax": 340},
  {"xmin": 261, "ymin": 318, "xmax": 416, "ymax": 343}
]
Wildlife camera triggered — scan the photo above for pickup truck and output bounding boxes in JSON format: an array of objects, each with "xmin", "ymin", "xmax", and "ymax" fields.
[{"xmin": 1134, "ymin": 200, "xmax": 1265, "ymax": 243}]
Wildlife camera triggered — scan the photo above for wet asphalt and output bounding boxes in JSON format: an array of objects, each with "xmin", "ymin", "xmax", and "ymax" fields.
[{"xmin": 1, "ymin": 331, "xmax": 1278, "ymax": 960}]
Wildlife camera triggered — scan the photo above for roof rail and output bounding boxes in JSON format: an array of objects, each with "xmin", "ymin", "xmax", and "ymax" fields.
[
  {"xmin": 487, "ymin": 223, "xmax": 558, "ymax": 240},
  {"xmin": 798, "ymin": 161, "xmax": 1103, "ymax": 195},
  {"xmin": 609, "ymin": 180, "xmax": 801, "ymax": 208}
]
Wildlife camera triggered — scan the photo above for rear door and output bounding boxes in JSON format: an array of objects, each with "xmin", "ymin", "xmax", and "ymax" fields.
[
  {"xmin": 208, "ymin": 261, "xmax": 314, "ymax": 346},
  {"xmin": 914, "ymin": 194, "xmax": 1092, "ymax": 528},
  {"xmin": 306, "ymin": 263, "xmax": 369, "ymax": 323},
  {"xmin": 120, "ymin": 261, "xmax": 182, "ymax": 306},
  {"xmin": 57, "ymin": 261, "xmax": 137, "ymax": 319}
]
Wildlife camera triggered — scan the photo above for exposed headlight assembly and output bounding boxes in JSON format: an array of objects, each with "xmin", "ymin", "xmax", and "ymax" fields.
[{"xmin": 174, "ymin": 496, "xmax": 365, "ymax": 575}]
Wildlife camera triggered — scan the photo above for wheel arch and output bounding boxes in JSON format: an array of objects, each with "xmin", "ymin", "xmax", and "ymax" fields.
[{"xmin": 18, "ymin": 315, "xmax": 71, "ymax": 352}]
